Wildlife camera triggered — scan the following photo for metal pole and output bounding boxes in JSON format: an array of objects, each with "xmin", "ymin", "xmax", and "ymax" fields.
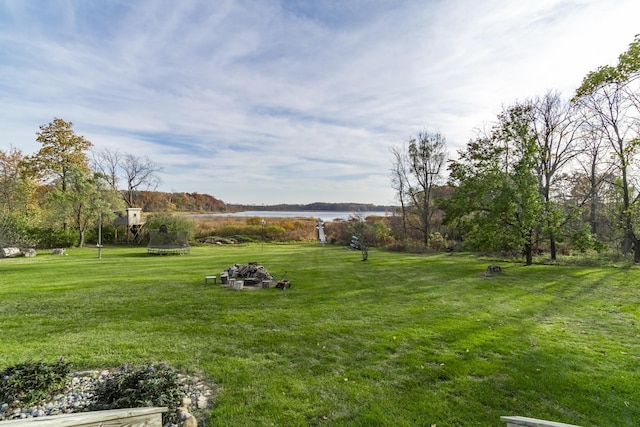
[{"xmin": 98, "ymin": 212, "xmax": 102, "ymax": 259}]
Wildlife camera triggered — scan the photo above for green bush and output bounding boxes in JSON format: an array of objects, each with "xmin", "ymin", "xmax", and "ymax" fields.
[
  {"xmin": 144, "ymin": 214, "xmax": 196, "ymax": 241},
  {"xmin": 28, "ymin": 227, "xmax": 76, "ymax": 249},
  {"xmin": 0, "ymin": 213, "xmax": 37, "ymax": 249},
  {"xmin": 0, "ymin": 358, "xmax": 71, "ymax": 406},
  {"xmin": 91, "ymin": 362, "xmax": 183, "ymax": 424}
]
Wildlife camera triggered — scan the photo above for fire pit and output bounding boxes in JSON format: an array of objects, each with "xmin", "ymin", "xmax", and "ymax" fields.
[{"xmin": 222, "ymin": 262, "xmax": 273, "ymax": 288}]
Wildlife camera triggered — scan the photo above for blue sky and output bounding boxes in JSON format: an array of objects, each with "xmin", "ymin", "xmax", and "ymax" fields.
[{"xmin": 0, "ymin": 0, "xmax": 638, "ymax": 205}]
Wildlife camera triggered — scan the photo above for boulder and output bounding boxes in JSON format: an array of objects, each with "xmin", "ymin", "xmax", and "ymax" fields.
[
  {"xmin": 0, "ymin": 247, "xmax": 21, "ymax": 258},
  {"xmin": 23, "ymin": 248, "xmax": 37, "ymax": 257},
  {"xmin": 176, "ymin": 407, "xmax": 197, "ymax": 427}
]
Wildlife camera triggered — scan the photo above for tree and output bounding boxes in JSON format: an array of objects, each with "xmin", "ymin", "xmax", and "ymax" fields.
[
  {"xmin": 389, "ymin": 146, "xmax": 409, "ymax": 239},
  {"xmin": 91, "ymin": 147, "xmax": 122, "ymax": 190},
  {"xmin": 447, "ymin": 103, "xmax": 543, "ymax": 265},
  {"xmin": 390, "ymin": 131, "xmax": 447, "ymax": 246},
  {"xmin": 574, "ymin": 35, "xmax": 640, "ymax": 261},
  {"xmin": 121, "ymin": 154, "xmax": 161, "ymax": 208},
  {"xmin": 91, "ymin": 149, "xmax": 161, "ymax": 208},
  {"xmin": 47, "ymin": 167, "xmax": 124, "ymax": 247},
  {"xmin": 571, "ymin": 107, "xmax": 615, "ymax": 239},
  {"xmin": 21, "ymin": 118, "xmax": 92, "ymax": 193},
  {"xmin": 531, "ymin": 91, "xmax": 579, "ymax": 260},
  {"xmin": 20, "ymin": 118, "xmax": 92, "ymax": 233},
  {"xmin": 0, "ymin": 146, "xmax": 36, "ymax": 216}
]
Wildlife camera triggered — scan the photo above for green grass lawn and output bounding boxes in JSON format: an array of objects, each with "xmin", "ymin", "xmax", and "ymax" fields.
[{"xmin": 1, "ymin": 244, "xmax": 639, "ymax": 426}]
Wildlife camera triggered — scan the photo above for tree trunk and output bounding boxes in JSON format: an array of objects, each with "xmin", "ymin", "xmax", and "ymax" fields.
[
  {"xmin": 589, "ymin": 162, "xmax": 598, "ymax": 235},
  {"xmin": 399, "ymin": 203, "xmax": 408, "ymax": 240},
  {"xmin": 78, "ymin": 229, "xmax": 85, "ymax": 248},
  {"xmin": 422, "ymin": 198, "xmax": 431, "ymax": 247},
  {"xmin": 549, "ymin": 234, "xmax": 557, "ymax": 260},
  {"xmin": 524, "ymin": 242, "xmax": 533, "ymax": 265}
]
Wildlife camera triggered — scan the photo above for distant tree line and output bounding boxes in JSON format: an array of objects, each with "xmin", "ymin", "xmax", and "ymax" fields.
[
  {"xmin": 130, "ymin": 191, "xmax": 226, "ymax": 213},
  {"xmin": 227, "ymin": 202, "xmax": 392, "ymax": 212}
]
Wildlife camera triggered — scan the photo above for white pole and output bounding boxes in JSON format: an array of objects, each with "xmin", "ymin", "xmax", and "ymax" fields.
[{"xmin": 98, "ymin": 212, "xmax": 102, "ymax": 259}]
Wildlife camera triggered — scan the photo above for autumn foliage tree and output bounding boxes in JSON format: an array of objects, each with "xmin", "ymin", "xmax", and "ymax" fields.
[
  {"xmin": 0, "ymin": 146, "xmax": 35, "ymax": 215},
  {"xmin": 17, "ymin": 118, "xmax": 124, "ymax": 247},
  {"xmin": 21, "ymin": 118, "xmax": 93, "ymax": 193}
]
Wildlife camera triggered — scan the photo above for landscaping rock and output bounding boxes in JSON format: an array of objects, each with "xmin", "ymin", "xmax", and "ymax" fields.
[
  {"xmin": 176, "ymin": 406, "xmax": 197, "ymax": 427},
  {"xmin": 0, "ymin": 370, "xmax": 216, "ymax": 426},
  {"xmin": 0, "ymin": 247, "xmax": 21, "ymax": 258},
  {"xmin": 23, "ymin": 248, "xmax": 37, "ymax": 257}
]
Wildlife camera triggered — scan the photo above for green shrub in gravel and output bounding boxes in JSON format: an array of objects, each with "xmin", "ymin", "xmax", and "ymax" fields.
[
  {"xmin": 0, "ymin": 358, "xmax": 71, "ymax": 406},
  {"xmin": 90, "ymin": 362, "xmax": 183, "ymax": 424}
]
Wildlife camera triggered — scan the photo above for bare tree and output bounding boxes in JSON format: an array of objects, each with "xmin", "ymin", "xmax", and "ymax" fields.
[
  {"xmin": 391, "ymin": 131, "xmax": 447, "ymax": 246},
  {"xmin": 390, "ymin": 145, "xmax": 409, "ymax": 239},
  {"xmin": 90, "ymin": 149, "xmax": 161, "ymax": 208},
  {"xmin": 91, "ymin": 147, "xmax": 122, "ymax": 190},
  {"xmin": 121, "ymin": 154, "xmax": 161, "ymax": 208}
]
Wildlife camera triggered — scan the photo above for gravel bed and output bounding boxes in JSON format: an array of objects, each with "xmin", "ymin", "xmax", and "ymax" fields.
[{"xmin": 0, "ymin": 369, "xmax": 214, "ymax": 426}]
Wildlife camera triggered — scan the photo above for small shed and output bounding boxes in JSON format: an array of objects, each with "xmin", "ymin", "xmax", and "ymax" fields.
[{"xmin": 114, "ymin": 208, "xmax": 146, "ymax": 243}]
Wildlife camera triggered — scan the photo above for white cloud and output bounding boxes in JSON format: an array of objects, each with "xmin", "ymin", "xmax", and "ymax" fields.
[{"xmin": 0, "ymin": 0, "xmax": 638, "ymax": 205}]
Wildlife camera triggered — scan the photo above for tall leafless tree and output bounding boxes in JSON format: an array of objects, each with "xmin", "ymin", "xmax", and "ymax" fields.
[
  {"xmin": 390, "ymin": 145, "xmax": 409, "ymax": 239},
  {"xmin": 121, "ymin": 153, "xmax": 161, "ymax": 208},
  {"xmin": 91, "ymin": 147, "xmax": 122, "ymax": 190},
  {"xmin": 90, "ymin": 148, "xmax": 161, "ymax": 208}
]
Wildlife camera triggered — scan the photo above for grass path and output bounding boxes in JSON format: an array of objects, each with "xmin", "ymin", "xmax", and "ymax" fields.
[{"xmin": 1, "ymin": 244, "xmax": 639, "ymax": 426}]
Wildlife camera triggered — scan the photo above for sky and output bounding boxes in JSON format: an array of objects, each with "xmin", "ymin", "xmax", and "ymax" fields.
[{"xmin": 0, "ymin": 0, "xmax": 638, "ymax": 206}]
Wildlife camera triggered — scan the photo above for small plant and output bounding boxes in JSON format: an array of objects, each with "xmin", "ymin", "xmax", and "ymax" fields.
[
  {"xmin": 0, "ymin": 358, "xmax": 71, "ymax": 406},
  {"xmin": 91, "ymin": 362, "xmax": 183, "ymax": 424}
]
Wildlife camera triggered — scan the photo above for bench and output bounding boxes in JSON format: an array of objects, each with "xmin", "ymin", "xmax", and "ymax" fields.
[
  {"xmin": 501, "ymin": 416, "xmax": 582, "ymax": 427},
  {"xmin": 0, "ymin": 407, "xmax": 167, "ymax": 426},
  {"xmin": 205, "ymin": 275, "xmax": 217, "ymax": 285}
]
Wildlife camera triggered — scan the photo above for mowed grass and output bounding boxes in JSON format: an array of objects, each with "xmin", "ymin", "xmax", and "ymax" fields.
[{"xmin": 1, "ymin": 244, "xmax": 639, "ymax": 426}]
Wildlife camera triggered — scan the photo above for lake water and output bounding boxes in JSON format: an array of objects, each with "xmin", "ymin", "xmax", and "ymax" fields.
[{"xmin": 194, "ymin": 210, "xmax": 389, "ymax": 222}]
